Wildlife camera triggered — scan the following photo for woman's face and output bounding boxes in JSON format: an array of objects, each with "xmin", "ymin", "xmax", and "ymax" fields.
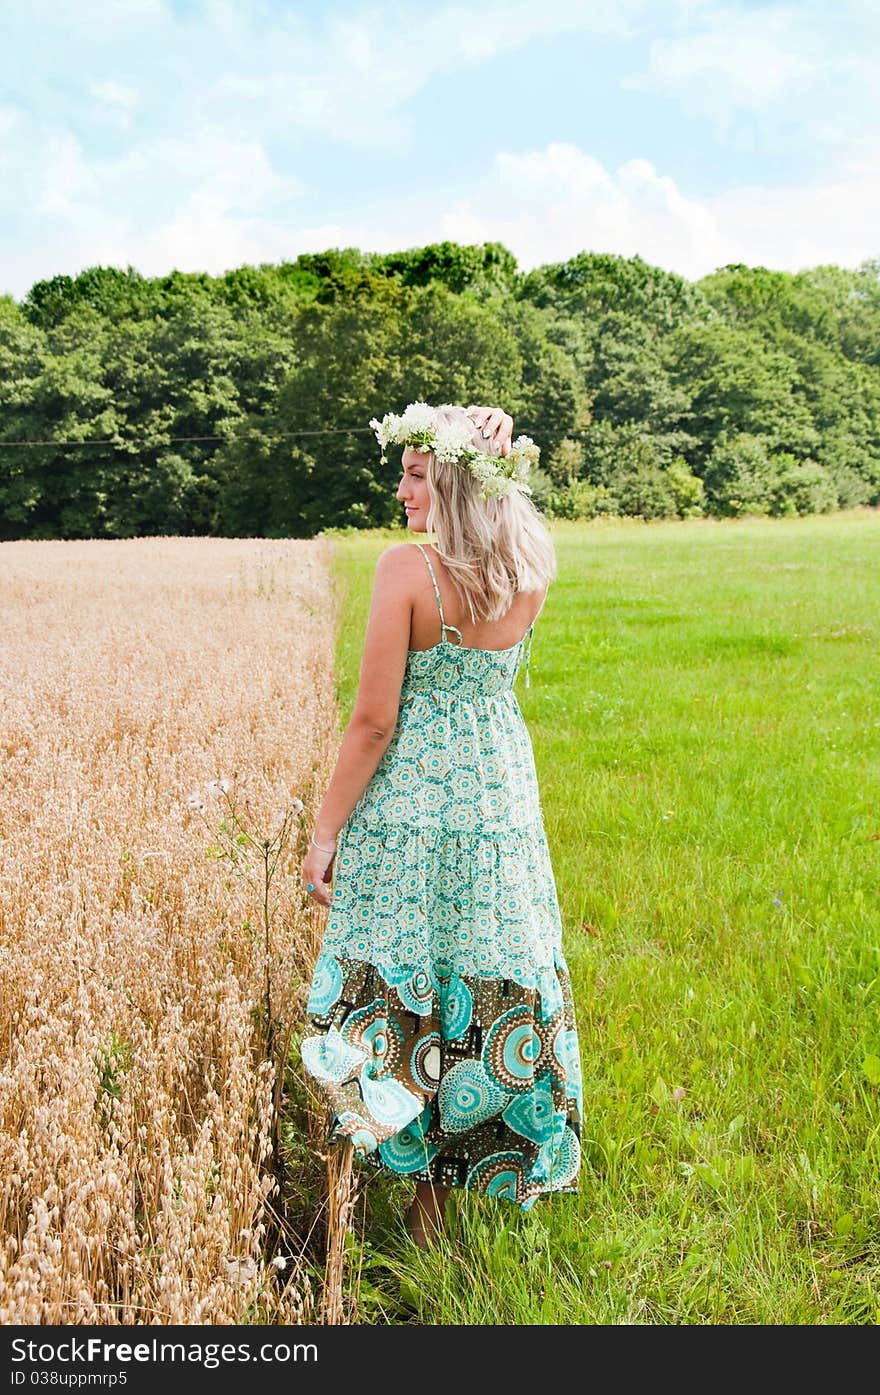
[{"xmin": 396, "ymin": 448, "xmax": 432, "ymax": 531}]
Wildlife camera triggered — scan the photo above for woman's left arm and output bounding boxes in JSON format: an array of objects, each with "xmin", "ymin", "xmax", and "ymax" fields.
[{"xmin": 301, "ymin": 545, "xmax": 412, "ymax": 907}]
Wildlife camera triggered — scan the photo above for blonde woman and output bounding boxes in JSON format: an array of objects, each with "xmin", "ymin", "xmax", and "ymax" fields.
[{"xmin": 300, "ymin": 402, "xmax": 582, "ymax": 1247}]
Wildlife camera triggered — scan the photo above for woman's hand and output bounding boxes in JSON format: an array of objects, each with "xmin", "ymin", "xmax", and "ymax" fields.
[
  {"xmin": 466, "ymin": 404, "xmax": 514, "ymax": 458},
  {"xmin": 301, "ymin": 840, "xmax": 335, "ymax": 909}
]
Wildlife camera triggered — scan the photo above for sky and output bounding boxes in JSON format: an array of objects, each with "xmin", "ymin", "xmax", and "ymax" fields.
[{"xmin": 1, "ymin": 0, "xmax": 879, "ymax": 300}]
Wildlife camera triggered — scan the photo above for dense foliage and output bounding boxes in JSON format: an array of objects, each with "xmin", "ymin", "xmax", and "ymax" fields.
[{"xmin": 1, "ymin": 244, "xmax": 878, "ymax": 538}]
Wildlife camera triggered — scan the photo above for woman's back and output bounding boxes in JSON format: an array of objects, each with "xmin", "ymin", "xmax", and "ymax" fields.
[{"xmin": 407, "ymin": 542, "xmax": 547, "ymax": 654}]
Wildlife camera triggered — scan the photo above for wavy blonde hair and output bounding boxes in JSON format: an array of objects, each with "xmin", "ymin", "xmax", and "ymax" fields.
[{"xmin": 421, "ymin": 404, "xmax": 557, "ymax": 622}]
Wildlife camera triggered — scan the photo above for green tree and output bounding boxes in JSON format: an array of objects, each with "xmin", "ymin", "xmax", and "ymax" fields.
[
  {"xmin": 22, "ymin": 265, "xmax": 157, "ymax": 330},
  {"xmin": 378, "ymin": 241, "xmax": 519, "ymax": 298},
  {"xmin": 702, "ymin": 434, "xmax": 775, "ymax": 516},
  {"xmin": 768, "ymin": 455, "xmax": 838, "ymax": 516},
  {"xmin": 493, "ymin": 299, "xmax": 591, "ymax": 456},
  {"xmin": 219, "ymin": 280, "xmax": 524, "ymax": 535},
  {"xmin": 700, "ymin": 259, "xmax": 880, "ymax": 366},
  {"xmin": 666, "ymin": 322, "xmax": 818, "ymax": 470},
  {"xmin": 520, "ymin": 251, "xmax": 712, "ymax": 334}
]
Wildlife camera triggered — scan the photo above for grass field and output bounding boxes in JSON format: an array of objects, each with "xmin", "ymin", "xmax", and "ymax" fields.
[{"xmin": 324, "ymin": 509, "xmax": 880, "ymax": 1324}]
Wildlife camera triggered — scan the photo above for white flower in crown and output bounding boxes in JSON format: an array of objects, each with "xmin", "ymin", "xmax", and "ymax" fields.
[{"xmin": 369, "ymin": 402, "xmax": 538, "ymax": 500}]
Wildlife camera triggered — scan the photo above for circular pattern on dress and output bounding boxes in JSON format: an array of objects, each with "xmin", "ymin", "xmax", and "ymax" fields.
[
  {"xmin": 358, "ymin": 1065, "xmax": 422, "ymax": 1130},
  {"xmin": 437, "ymin": 1060, "xmax": 508, "ymax": 1134},
  {"xmin": 386, "ymin": 759, "xmax": 422, "ymax": 793},
  {"xmin": 305, "ymin": 953, "xmax": 343, "ymax": 1015},
  {"xmin": 341, "ymin": 1001, "xmax": 405, "ymax": 1075},
  {"xmin": 397, "ymin": 727, "xmax": 425, "ymax": 758},
  {"xmin": 410, "ymin": 1032, "xmax": 442, "ymax": 1091},
  {"xmin": 300, "ymin": 1030, "xmax": 366, "ymax": 1084},
  {"xmin": 502, "ymin": 1072, "xmax": 556, "ymax": 1145},
  {"xmin": 530, "ymin": 1124, "xmax": 581, "ymax": 1191},
  {"xmin": 485, "ymin": 1170, "xmax": 520, "ymax": 1201},
  {"xmin": 386, "ymin": 794, "xmax": 416, "ymax": 822},
  {"xmin": 554, "ymin": 1027, "xmax": 581, "ymax": 1081},
  {"xmin": 420, "ymin": 783, "xmax": 450, "ymax": 816},
  {"xmin": 537, "ymin": 965, "xmax": 564, "ymax": 1022},
  {"xmin": 396, "ymin": 968, "xmax": 434, "ymax": 1016},
  {"xmin": 400, "ymin": 868, "xmax": 423, "ymax": 896},
  {"xmin": 466, "ymin": 1149, "xmax": 526, "ymax": 1200},
  {"xmin": 439, "ymin": 973, "xmax": 473, "ymax": 1040},
  {"xmin": 333, "ymin": 1110, "xmax": 379, "ymax": 1155},
  {"xmin": 424, "ymin": 752, "xmax": 451, "ymax": 779},
  {"xmin": 483, "ymin": 1004, "xmax": 541, "ymax": 1092},
  {"xmin": 449, "ymin": 769, "xmax": 479, "ymax": 801},
  {"xmin": 378, "ymin": 1106, "xmax": 439, "ymax": 1174}
]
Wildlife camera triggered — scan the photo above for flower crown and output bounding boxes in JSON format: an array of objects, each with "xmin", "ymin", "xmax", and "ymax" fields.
[{"xmin": 369, "ymin": 401, "xmax": 539, "ymax": 500}]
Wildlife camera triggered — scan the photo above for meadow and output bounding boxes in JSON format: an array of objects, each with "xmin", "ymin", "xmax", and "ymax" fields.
[
  {"xmin": 2, "ymin": 510, "xmax": 879, "ymax": 1325},
  {"xmin": 325, "ymin": 509, "xmax": 880, "ymax": 1324}
]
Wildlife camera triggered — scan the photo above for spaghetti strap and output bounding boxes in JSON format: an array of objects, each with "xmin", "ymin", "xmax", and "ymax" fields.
[
  {"xmin": 522, "ymin": 586, "xmax": 547, "ymax": 689},
  {"xmin": 413, "ymin": 543, "xmax": 463, "ymax": 647},
  {"xmin": 523, "ymin": 622, "xmax": 535, "ymax": 689}
]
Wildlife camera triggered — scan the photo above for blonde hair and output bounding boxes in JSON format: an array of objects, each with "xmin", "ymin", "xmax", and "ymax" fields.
[{"xmin": 421, "ymin": 404, "xmax": 557, "ymax": 623}]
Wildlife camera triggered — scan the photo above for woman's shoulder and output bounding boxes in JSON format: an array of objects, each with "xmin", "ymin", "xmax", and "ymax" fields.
[
  {"xmin": 377, "ymin": 541, "xmax": 424, "ymax": 567},
  {"xmin": 373, "ymin": 541, "xmax": 427, "ymax": 586}
]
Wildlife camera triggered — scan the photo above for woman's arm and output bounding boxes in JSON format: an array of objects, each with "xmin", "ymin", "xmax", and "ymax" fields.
[{"xmin": 300, "ymin": 545, "xmax": 413, "ymax": 907}]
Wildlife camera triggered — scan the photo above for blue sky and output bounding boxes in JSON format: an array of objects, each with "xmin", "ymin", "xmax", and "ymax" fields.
[{"xmin": 1, "ymin": 0, "xmax": 878, "ymax": 299}]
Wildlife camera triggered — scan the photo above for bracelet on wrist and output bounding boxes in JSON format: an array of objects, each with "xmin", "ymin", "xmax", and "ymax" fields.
[{"xmin": 310, "ymin": 833, "xmax": 337, "ymax": 854}]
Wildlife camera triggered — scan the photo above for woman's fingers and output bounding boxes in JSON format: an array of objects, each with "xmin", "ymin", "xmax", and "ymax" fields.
[
  {"xmin": 302, "ymin": 853, "xmax": 334, "ymax": 907},
  {"xmin": 467, "ymin": 404, "xmax": 514, "ymax": 457},
  {"xmin": 483, "ymin": 407, "xmax": 514, "ymax": 457}
]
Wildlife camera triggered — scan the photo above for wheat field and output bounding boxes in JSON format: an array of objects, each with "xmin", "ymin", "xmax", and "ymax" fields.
[{"xmin": 0, "ymin": 537, "xmax": 339, "ymax": 1324}]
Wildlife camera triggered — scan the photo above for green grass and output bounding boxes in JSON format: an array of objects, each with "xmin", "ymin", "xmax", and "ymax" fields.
[{"xmin": 322, "ymin": 509, "xmax": 880, "ymax": 1324}]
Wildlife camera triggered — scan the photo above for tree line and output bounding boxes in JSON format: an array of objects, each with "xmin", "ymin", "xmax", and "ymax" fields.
[{"xmin": 1, "ymin": 242, "xmax": 878, "ymax": 539}]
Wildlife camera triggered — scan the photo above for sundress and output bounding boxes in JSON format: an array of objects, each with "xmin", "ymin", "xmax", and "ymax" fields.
[{"xmin": 300, "ymin": 542, "xmax": 582, "ymax": 1210}]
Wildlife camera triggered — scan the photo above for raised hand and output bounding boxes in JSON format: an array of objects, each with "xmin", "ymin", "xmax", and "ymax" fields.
[{"xmin": 466, "ymin": 404, "xmax": 514, "ymax": 458}]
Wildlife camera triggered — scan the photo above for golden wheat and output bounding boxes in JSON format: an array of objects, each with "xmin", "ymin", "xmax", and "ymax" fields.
[{"xmin": 0, "ymin": 536, "xmax": 340, "ymax": 1324}]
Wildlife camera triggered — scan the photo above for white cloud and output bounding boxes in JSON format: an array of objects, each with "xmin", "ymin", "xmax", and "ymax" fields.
[
  {"xmin": 81, "ymin": 127, "xmax": 304, "ymax": 209},
  {"xmin": 35, "ymin": 131, "xmax": 98, "ymax": 217},
  {"xmin": 626, "ymin": 5, "xmax": 818, "ymax": 125},
  {"xmin": 200, "ymin": 1, "xmax": 645, "ymax": 150},
  {"xmin": 0, "ymin": 117, "xmax": 308, "ymax": 295},
  {"xmin": 442, "ymin": 143, "xmax": 728, "ymax": 276},
  {"xmin": 88, "ymin": 81, "xmax": 139, "ymax": 112},
  {"xmin": 436, "ymin": 141, "xmax": 879, "ymax": 278},
  {"xmin": 4, "ymin": 135, "xmax": 879, "ymax": 298}
]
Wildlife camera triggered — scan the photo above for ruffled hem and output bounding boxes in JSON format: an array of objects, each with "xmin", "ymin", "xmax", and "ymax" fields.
[{"xmin": 301, "ymin": 955, "xmax": 582, "ymax": 1209}]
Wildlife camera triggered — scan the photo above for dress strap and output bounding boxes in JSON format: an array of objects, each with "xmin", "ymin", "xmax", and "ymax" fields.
[
  {"xmin": 413, "ymin": 543, "xmax": 462, "ymax": 646},
  {"xmin": 523, "ymin": 623, "xmax": 535, "ymax": 688},
  {"xmin": 521, "ymin": 585, "xmax": 548, "ymax": 689}
]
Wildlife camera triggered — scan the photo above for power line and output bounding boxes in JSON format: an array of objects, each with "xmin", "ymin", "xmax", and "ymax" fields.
[{"xmin": 0, "ymin": 426, "xmax": 375, "ymax": 448}]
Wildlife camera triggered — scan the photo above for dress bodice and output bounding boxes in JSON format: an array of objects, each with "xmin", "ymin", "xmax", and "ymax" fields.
[{"xmin": 402, "ymin": 636, "xmax": 532, "ymax": 699}]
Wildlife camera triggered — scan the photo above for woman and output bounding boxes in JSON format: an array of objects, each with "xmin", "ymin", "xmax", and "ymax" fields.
[{"xmin": 299, "ymin": 402, "xmax": 582, "ymax": 1248}]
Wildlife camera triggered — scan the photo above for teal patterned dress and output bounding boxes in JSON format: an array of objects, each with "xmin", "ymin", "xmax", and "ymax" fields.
[{"xmin": 301, "ymin": 543, "xmax": 582, "ymax": 1209}]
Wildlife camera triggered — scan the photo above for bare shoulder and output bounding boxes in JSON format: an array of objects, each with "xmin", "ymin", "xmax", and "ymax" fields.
[{"xmin": 375, "ymin": 541, "xmax": 423, "ymax": 576}]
